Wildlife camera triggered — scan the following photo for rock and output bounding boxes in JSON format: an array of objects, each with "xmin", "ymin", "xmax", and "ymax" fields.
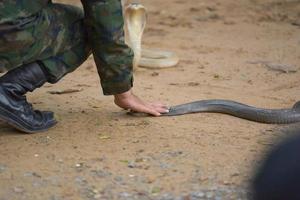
[
  {"xmin": 74, "ymin": 163, "xmax": 87, "ymax": 172},
  {"xmin": 128, "ymin": 161, "xmax": 136, "ymax": 168},
  {"xmin": 75, "ymin": 163, "xmax": 82, "ymax": 167}
]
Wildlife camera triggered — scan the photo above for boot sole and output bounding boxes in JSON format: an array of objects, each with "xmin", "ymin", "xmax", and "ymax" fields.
[{"xmin": 0, "ymin": 106, "xmax": 57, "ymax": 134}]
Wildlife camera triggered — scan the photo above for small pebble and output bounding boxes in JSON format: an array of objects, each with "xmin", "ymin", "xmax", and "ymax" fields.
[
  {"xmin": 75, "ymin": 163, "xmax": 82, "ymax": 167},
  {"xmin": 127, "ymin": 161, "xmax": 136, "ymax": 168}
]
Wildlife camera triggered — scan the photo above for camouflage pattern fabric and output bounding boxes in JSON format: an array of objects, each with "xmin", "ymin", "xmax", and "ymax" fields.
[{"xmin": 0, "ymin": 0, "xmax": 134, "ymax": 95}]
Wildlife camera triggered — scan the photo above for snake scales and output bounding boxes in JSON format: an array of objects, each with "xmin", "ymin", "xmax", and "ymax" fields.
[{"xmin": 124, "ymin": 3, "xmax": 300, "ymax": 124}]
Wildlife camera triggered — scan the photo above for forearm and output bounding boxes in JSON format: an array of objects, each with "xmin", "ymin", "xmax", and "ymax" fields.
[{"xmin": 81, "ymin": 0, "xmax": 134, "ymax": 95}]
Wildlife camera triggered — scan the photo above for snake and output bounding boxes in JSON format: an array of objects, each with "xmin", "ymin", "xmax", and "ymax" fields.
[
  {"xmin": 163, "ymin": 100, "xmax": 300, "ymax": 124},
  {"xmin": 124, "ymin": 3, "xmax": 179, "ymax": 70},
  {"xmin": 124, "ymin": 3, "xmax": 300, "ymax": 124}
]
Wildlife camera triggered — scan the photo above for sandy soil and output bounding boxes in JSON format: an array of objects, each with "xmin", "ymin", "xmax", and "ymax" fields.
[{"xmin": 0, "ymin": 0, "xmax": 300, "ymax": 199}]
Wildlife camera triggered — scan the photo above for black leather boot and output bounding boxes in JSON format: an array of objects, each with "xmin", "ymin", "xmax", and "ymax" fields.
[{"xmin": 0, "ymin": 62, "xmax": 57, "ymax": 133}]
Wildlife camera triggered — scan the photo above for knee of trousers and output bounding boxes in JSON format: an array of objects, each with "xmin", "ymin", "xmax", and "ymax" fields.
[
  {"xmin": 0, "ymin": 3, "xmax": 90, "ymax": 78},
  {"xmin": 40, "ymin": 42, "xmax": 92, "ymax": 84},
  {"xmin": 37, "ymin": 3, "xmax": 92, "ymax": 83}
]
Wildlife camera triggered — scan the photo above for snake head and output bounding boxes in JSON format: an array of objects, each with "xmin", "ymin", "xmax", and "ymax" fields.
[{"xmin": 129, "ymin": 3, "xmax": 141, "ymax": 7}]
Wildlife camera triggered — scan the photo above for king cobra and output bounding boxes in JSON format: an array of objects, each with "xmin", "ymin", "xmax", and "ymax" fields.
[
  {"xmin": 124, "ymin": 3, "xmax": 179, "ymax": 69},
  {"xmin": 124, "ymin": 3, "xmax": 300, "ymax": 124}
]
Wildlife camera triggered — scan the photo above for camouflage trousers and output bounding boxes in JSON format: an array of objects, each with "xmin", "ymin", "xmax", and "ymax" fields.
[{"xmin": 0, "ymin": 3, "xmax": 91, "ymax": 83}]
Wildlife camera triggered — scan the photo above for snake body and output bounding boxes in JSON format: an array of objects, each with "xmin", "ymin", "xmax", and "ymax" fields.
[
  {"xmin": 163, "ymin": 100, "xmax": 300, "ymax": 124},
  {"xmin": 125, "ymin": 3, "xmax": 300, "ymax": 124}
]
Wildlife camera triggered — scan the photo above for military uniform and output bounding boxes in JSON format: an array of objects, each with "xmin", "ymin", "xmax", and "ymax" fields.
[{"xmin": 0, "ymin": 0, "xmax": 134, "ymax": 95}]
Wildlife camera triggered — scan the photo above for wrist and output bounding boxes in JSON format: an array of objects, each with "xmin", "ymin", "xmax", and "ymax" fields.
[{"xmin": 114, "ymin": 89, "xmax": 132, "ymax": 100}]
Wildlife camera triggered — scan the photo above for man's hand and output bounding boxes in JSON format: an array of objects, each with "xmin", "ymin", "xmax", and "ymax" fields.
[{"xmin": 114, "ymin": 89, "xmax": 169, "ymax": 116}]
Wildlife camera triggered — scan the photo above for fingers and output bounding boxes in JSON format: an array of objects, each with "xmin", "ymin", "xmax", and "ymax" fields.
[
  {"xmin": 131, "ymin": 96, "xmax": 163, "ymax": 116},
  {"xmin": 150, "ymin": 105, "xmax": 169, "ymax": 114},
  {"xmin": 145, "ymin": 108, "xmax": 161, "ymax": 117},
  {"xmin": 132, "ymin": 103, "xmax": 161, "ymax": 116},
  {"xmin": 115, "ymin": 92, "xmax": 167, "ymax": 117},
  {"xmin": 149, "ymin": 103, "xmax": 169, "ymax": 114}
]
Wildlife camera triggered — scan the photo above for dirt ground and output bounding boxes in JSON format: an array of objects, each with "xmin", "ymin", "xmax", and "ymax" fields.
[{"xmin": 1, "ymin": 0, "xmax": 300, "ymax": 199}]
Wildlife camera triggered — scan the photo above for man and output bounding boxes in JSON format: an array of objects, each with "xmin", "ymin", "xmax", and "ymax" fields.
[{"xmin": 0, "ymin": 0, "xmax": 168, "ymax": 133}]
